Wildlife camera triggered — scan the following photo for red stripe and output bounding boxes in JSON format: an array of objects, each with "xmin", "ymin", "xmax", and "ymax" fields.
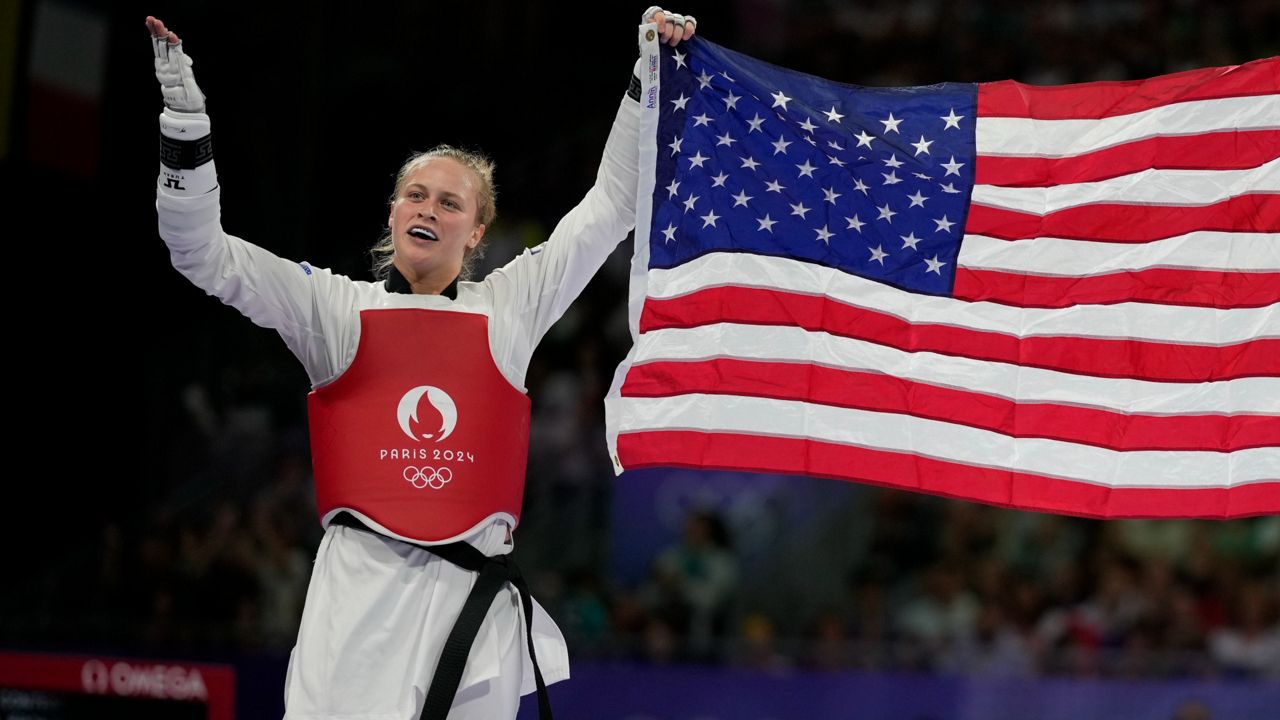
[
  {"xmin": 952, "ymin": 267, "xmax": 1280, "ymax": 309},
  {"xmin": 974, "ymin": 130, "xmax": 1280, "ymax": 187},
  {"xmin": 977, "ymin": 56, "xmax": 1279, "ymax": 119},
  {"xmin": 616, "ymin": 430, "xmax": 1280, "ymax": 519},
  {"xmin": 621, "ymin": 359, "xmax": 1280, "ymax": 452},
  {"xmin": 638, "ymin": 286, "xmax": 1278, "ymax": 382},
  {"xmin": 964, "ymin": 194, "xmax": 1280, "ymax": 242}
]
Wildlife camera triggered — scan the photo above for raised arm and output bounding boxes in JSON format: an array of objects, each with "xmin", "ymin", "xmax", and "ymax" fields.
[
  {"xmin": 481, "ymin": 7, "xmax": 696, "ymax": 381},
  {"xmin": 148, "ymin": 17, "xmax": 357, "ymax": 386}
]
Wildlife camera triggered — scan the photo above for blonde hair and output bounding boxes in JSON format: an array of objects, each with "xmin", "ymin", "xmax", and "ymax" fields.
[{"xmin": 370, "ymin": 145, "xmax": 498, "ymax": 282}]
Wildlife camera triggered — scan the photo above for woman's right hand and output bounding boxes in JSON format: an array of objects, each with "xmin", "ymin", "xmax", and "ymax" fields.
[{"xmin": 146, "ymin": 15, "xmax": 206, "ymax": 113}]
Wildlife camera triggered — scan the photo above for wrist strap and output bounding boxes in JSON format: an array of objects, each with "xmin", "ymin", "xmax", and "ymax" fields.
[
  {"xmin": 160, "ymin": 133, "xmax": 213, "ymax": 170},
  {"xmin": 158, "ymin": 108, "xmax": 216, "ymax": 195}
]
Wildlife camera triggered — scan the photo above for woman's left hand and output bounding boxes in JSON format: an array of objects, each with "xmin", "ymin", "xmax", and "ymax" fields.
[{"xmin": 643, "ymin": 6, "xmax": 697, "ymax": 46}]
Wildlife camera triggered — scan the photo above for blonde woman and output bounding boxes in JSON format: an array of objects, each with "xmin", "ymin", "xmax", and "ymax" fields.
[{"xmin": 146, "ymin": 8, "xmax": 694, "ymax": 719}]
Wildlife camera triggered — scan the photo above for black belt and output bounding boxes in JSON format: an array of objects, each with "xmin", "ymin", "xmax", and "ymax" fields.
[{"xmin": 331, "ymin": 514, "xmax": 554, "ymax": 720}]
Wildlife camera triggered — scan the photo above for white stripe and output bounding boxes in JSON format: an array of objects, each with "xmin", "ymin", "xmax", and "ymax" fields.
[
  {"xmin": 975, "ymin": 95, "xmax": 1280, "ymax": 157},
  {"xmin": 956, "ymin": 232, "xmax": 1280, "ymax": 274},
  {"xmin": 970, "ymin": 159, "xmax": 1279, "ymax": 214},
  {"xmin": 646, "ymin": 252, "xmax": 1280, "ymax": 345},
  {"xmin": 631, "ymin": 324, "xmax": 1280, "ymax": 415},
  {"xmin": 613, "ymin": 395, "xmax": 1280, "ymax": 487}
]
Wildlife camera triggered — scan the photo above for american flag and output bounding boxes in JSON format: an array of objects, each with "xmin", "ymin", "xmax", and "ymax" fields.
[{"xmin": 604, "ymin": 35, "xmax": 1280, "ymax": 519}]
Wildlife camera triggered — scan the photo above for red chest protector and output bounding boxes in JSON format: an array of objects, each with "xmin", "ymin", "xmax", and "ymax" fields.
[{"xmin": 307, "ymin": 308, "xmax": 531, "ymax": 543}]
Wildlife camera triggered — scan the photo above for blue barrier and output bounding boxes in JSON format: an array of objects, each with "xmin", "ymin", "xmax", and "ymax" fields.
[{"xmin": 520, "ymin": 662, "xmax": 1280, "ymax": 720}]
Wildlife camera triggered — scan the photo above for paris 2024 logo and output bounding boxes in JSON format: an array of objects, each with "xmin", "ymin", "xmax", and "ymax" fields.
[{"xmin": 382, "ymin": 385, "xmax": 477, "ymax": 490}]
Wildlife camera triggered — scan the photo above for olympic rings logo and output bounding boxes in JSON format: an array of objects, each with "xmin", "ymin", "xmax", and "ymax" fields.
[{"xmin": 404, "ymin": 465, "xmax": 452, "ymax": 490}]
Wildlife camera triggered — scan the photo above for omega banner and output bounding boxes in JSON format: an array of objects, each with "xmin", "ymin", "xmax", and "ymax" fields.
[{"xmin": 0, "ymin": 651, "xmax": 234, "ymax": 719}]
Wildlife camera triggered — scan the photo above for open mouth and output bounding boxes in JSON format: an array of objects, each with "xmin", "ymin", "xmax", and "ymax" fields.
[{"xmin": 408, "ymin": 227, "xmax": 438, "ymax": 242}]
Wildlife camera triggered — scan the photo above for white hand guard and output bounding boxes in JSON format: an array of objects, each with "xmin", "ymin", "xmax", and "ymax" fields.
[
  {"xmin": 152, "ymin": 34, "xmax": 206, "ymax": 113},
  {"xmin": 642, "ymin": 6, "xmax": 697, "ymax": 32}
]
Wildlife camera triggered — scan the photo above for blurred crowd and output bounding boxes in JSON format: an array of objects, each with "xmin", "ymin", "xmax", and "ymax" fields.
[
  {"xmin": 592, "ymin": 497, "xmax": 1280, "ymax": 680},
  {"xmin": 729, "ymin": 0, "xmax": 1278, "ymax": 87},
  {"xmin": 6, "ymin": 0, "xmax": 1279, "ymax": 684}
]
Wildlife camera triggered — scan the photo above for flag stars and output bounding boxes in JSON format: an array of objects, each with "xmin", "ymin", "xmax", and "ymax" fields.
[
  {"xmin": 623, "ymin": 57, "xmax": 1007, "ymax": 298},
  {"xmin": 673, "ymin": 50, "xmax": 687, "ymax": 69}
]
